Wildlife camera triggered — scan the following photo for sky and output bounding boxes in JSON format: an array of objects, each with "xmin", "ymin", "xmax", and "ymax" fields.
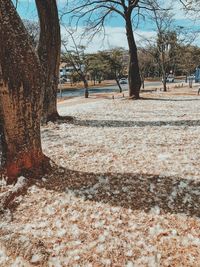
[{"xmin": 13, "ymin": 0, "xmax": 200, "ymax": 53}]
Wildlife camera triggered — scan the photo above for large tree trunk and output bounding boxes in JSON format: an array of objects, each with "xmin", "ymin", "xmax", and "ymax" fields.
[
  {"xmin": 0, "ymin": 0, "xmax": 50, "ymax": 182},
  {"xmin": 126, "ymin": 16, "xmax": 141, "ymax": 99},
  {"xmin": 36, "ymin": 0, "xmax": 61, "ymax": 123}
]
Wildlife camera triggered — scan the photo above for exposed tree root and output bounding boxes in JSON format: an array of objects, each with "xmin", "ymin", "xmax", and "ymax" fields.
[
  {"xmin": 0, "ymin": 176, "xmax": 30, "ymax": 212},
  {"xmin": 129, "ymin": 95, "xmax": 140, "ymax": 100}
]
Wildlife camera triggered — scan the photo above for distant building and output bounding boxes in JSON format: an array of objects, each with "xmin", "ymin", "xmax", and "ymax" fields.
[{"xmin": 59, "ymin": 63, "xmax": 74, "ymax": 78}]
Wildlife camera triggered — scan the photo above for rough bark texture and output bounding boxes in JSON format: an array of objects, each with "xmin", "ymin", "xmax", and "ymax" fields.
[
  {"xmin": 36, "ymin": 0, "xmax": 61, "ymax": 123},
  {"xmin": 0, "ymin": 0, "xmax": 50, "ymax": 182},
  {"xmin": 126, "ymin": 16, "xmax": 141, "ymax": 99}
]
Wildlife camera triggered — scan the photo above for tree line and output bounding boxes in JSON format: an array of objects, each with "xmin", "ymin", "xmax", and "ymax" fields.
[{"xmin": 60, "ymin": 40, "xmax": 200, "ymax": 91}]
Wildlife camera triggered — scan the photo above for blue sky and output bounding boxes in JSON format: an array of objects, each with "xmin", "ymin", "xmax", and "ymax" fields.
[{"xmin": 14, "ymin": 0, "xmax": 200, "ymax": 52}]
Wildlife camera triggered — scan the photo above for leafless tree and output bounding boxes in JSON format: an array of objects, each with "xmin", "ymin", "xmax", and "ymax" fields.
[
  {"xmin": 148, "ymin": 3, "xmax": 175, "ymax": 91},
  {"xmin": 63, "ymin": 0, "xmax": 161, "ymax": 99},
  {"xmin": 62, "ymin": 30, "xmax": 90, "ymax": 98},
  {"xmin": 23, "ymin": 20, "xmax": 39, "ymax": 47},
  {"xmin": 178, "ymin": 0, "xmax": 200, "ymax": 12}
]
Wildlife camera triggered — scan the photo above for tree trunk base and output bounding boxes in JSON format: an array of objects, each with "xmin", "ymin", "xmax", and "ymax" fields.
[
  {"xmin": 1, "ymin": 151, "xmax": 51, "ymax": 184},
  {"xmin": 116, "ymin": 79, "xmax": 122, "ymax": 93},
  {"xmin": 84, "ymin": 88, "xmax": 89, "ymax": 98},
  {"xmin": 129, "ymin": 95, "xmax": 140, "ymax": 100},
  {"xmin": 44, "ymin": 112, "xmax": 74, "ymax": 124}
]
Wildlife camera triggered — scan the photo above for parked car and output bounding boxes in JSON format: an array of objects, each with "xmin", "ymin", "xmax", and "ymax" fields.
[
  {"xmin": 59, "ymin": 77, "xmax": 68, "ymax": 84},
  {"xmin": 188, "ymin": 74, "xmax": 195, "ymax": 80},
  {"xmin": 59, "ymin": 74, "xmax": 71, "ymax": 84},
  {"xmin": 119, "ymin": 78, "xmax": 128, "ymax": 84},
  {"xmin": 162, "ymin": 74, "xmax": 174, "ymax": 83}
]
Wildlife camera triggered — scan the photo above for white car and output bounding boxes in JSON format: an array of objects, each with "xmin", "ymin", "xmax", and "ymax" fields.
[
  {"xmin": 119, "ymin": 78, "xmax": 128, "ymax": 84},
  {"xmin": 59, "ymin": 77, "xmax": 68, "ymax": 84},
  {"xmin": 162, "ymin": 74, "xmax": 174, "ymax": 83},
  {"xmin": 188, "ymin": 75, "xmax": 195, "ymax": 80}
]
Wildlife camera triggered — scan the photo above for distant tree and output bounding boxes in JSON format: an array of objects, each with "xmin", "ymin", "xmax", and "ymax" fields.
[
  {"xmin": 176, "ymin": 44, "xmax": 200, "ymax": 76},
  {"xmin": 149, "ymin": 5, "xmax": 175, "ymax": 91},
  {"xmin": 0, "ymin": 0, "xmax": 50, "ymax": 182},
  {"xmin": 138, "ymin": 47, "xmax": 158, "ymax": 88},
  {"xmin": 23, "ymin": 20, "xmax": 39, "ymax": 47},
  {"xmin": 99, "ymin": 48, "xmax": 127, "ymax": 92},
  {"xmin": 62, "ymin": 32, "xmax": 90, "ymax": 98},
  {"xmin": 65, "ymin": 0, "xmax": 154, "ymax": 99},
  {"xmin": 87, "ymin": 53, "xmax": 106, "ymax": 85},
  {"xmin": 138, "ymin": 31, "xmax": 200, "ymax": 81},
  {"xmin": 69, "ymin": 71, "xmax": 81, "ymax": 85},
  {"xmin": 178, "ymin": 0, "xmax": 200, "ymax": 12}
]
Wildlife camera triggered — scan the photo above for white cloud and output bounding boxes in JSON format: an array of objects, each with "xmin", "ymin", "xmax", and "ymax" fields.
[{"xmin": 61, "ymin": 26, "xmax": 156, "ymax": 53}]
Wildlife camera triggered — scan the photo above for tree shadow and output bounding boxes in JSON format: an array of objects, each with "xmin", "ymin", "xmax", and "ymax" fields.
[
  {"xmin": 141, "ymin": 97, "xmax": 200, "ymax": 102},
  {"xmin": 37, "ymin": 166, "xmax": 200, "ymax": 218},
  {"xmin": 74, "ymin": 119, "xmax": 200, "ymax": 128}
]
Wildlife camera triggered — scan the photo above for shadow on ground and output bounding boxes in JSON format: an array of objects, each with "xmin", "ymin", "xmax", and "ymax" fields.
[
  {"xmin": 75, "ymin": 119, "xmax": 200, "ymax": 128},
  {"xmin": 37, "ymin": 166, "xmax": 200, "ymax": 218},
  {"xmin": 1, "ymin": 165, "xmax": 200, "ymax": 265},
  {"xmin": 141, "ymin": 97, "xmax": 200, "ymax": 102}
]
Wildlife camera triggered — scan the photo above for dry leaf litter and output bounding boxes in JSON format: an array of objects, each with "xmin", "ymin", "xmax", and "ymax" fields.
[{"xmin": 0, "ymin": 87, "xmax": 200, "ymax": 266}]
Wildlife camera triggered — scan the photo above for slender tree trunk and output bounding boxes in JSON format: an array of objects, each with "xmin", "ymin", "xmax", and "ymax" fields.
[
  {"xmin": 36, "ymin": 0, "xmax": 61, "ymax": 122},
  {"xmin": 83, "ymin": 79, "xmax": 89, "ymax": 98},
  {"xmin": 142, "ymin": 79, "xmax": 145, "ymax": 89},
  {"xmin": 125, "ymin": 16, "xmax": 141, "ymax": 99},
  {"xmin": 162, "ymin": 74, "xmax": 167, "ymax": 92},
  {"xmin": 161, "ymin": 51, "xmax": 167, "ymax": 92},
  {"xmin": 115, "ymin": 69, "xmax": 122, "ymax": 93},
  {"xmin": 116, "ymin": 79, "xmax": 123, "ymax": 93},
  {"xmin": 0, "ymin": 0, "xmax": 50, "ymax": 182},
  {"xmin": 140, "ymin": 73, "xmax": 145, "ymax": 89}
]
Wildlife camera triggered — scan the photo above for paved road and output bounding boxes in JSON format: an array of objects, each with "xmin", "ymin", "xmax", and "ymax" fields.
[{"xmin": 58, "ymin": 80, "xmax": 184, "ymax": 98}]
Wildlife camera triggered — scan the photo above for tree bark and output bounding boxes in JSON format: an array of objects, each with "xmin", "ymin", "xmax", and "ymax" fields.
[
  {"xmin": 161, "ymin": 51, "xmax": 167, "ymax": 92},
  {"xmin": 116, "ymin": 79, "xmax": 123, "ymax": 93},
  {"xmin": 0, "ymin": 0, "xmax": 50, "ymax": 182},
  {"xmin": 125, "ymin": 16, "xmax": 141, "ymax": 99},
  {"xmin": 36, "ymin": 0, "xmax": 61, "ymax": 123},
  {"xmin": 83, "ymin": 79, "xmax": 89, "ymax": 98}
]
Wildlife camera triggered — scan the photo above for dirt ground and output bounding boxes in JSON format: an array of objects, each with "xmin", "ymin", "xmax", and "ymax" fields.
[{"xmin": 0, "ymin": 84, "xmax": 200, "ymax": 266}]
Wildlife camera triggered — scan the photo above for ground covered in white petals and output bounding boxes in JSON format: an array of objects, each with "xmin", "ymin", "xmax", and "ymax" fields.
[{"xmin": 0, "ymin": 87, "xmax": 200, "ymax": 266}]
